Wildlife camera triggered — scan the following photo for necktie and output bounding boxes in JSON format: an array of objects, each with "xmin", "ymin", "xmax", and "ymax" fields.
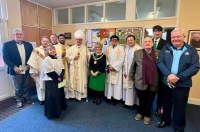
[{"xmin": 153, "ymin": 41, "xmax": 157, "ymax": 49}]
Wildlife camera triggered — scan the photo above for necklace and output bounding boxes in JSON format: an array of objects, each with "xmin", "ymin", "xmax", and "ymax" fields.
[{"xmin": 93, "ymin": 53, "xmax": 104, "ymax": 64}]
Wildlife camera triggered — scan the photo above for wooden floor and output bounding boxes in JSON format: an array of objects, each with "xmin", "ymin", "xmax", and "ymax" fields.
[{"xmin": 0, "ymin": 97, "xmax": 31, "ymax": 121}]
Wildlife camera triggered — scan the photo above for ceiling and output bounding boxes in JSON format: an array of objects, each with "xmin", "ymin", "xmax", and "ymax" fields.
[{"xmin": 29, "ymin": 0, "xmax": 108, "ymax": 8}]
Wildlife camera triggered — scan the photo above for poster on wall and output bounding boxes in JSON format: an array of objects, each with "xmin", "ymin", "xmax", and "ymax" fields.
[
  {"xmin": 86, "ymin": 27, "xmax": 143, "ymax": 49},
  {"xmin": 116, "ymin": 27, "xmax": 142, "ymax": 45}
]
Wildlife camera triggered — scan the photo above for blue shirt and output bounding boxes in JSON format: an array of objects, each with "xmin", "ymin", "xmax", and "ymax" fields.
[{"xmin": 170, "ymin": 46, "xmax": 187, "ymax": 74}]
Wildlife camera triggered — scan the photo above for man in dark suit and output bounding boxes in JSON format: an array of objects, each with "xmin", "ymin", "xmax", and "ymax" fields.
[
  {"xmin": 2, "ymin": 28, "xmax": 33, "ymax": 108},
  {"xmin": 152, "ymin": 25, "xmax": 167, "ymax": 116},
  {"xmin": 153, "ymin": 25, "xmax": 166, "ymax": 50}
]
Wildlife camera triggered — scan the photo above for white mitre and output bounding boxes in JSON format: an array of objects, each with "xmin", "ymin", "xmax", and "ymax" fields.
[{"xmin": 74, "ymin": 30, "xmax": 85, "ymax": 39}]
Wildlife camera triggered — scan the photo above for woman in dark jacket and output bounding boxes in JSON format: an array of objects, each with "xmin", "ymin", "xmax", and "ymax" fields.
[{"xmin": 89, "ymin": 43, "xmax": 106, "ymax": 105}]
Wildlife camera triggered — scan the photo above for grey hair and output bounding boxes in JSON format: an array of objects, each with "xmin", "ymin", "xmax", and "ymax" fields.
[
  {"xmin": 41, "ymin": 36, "xmax": 50, "ymax": 40},
  {"xmin": 171, "ymin": 28, "xmax": 186, "ymax": 37},
  {"xmin": 13, "ymin": 28, "xmax": 23, "ymax": 34}
]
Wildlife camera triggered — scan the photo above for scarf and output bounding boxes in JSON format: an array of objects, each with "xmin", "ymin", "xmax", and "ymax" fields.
[{"xmin": 142, "ymin": 49, "xmax": 157, "ymax": 85}]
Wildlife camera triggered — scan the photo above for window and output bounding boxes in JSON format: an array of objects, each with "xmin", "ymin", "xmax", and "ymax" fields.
[
  {"xmin": 56, "ymin": 8, "xmax": 69, "ymax": 24},
  {"xmin": 105, "ymin": 1, "xmax": 126, "ymax": 21},
  {"xmin": 136, "ymin": 0, "xmax": 177, "ymax": 19},
  {"xmin": 71, "ymin": 6, "xmax": 85, "ymax": 23},
  {"xmin": 135, "ymin": 0, "xmax": 154, "ymax": 19},
  {"xmin": 0, "ymin": 0, "xmax": 8, "ymax": 67},
  {"xmin": 87, "ymin": 4, "xmax": 103, "ymax": 23},
  {"xmin": 156, "ymin": 0, "xmax": 177, "ymax": 18}
]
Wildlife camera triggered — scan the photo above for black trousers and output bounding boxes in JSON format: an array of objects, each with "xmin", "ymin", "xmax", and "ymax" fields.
[
  {"xmin": 156, "ymin": 81, "xmax": 164, "ymax": 110},
  {"xmin": 161, "ymin": 86, "xmax": 190, "ymax": 131},
  {"xmin": 59, "ymin": 88, "xmax": 67, "ymax": 110},
  {"xmin": 136, "ymin": 87, "xmax": 156, "ymax": 117}
]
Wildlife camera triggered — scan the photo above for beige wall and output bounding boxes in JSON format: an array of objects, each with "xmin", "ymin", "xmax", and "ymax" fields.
[
  {"xmin": 6, "ymin": 0, "xmax": 22, "ymax": 39},
  {"xmin": 179, "ymin": 0, "xmax": 200, "ymax": 101},
  {"xmin": 53, "ymin": 19, "xmax": 177, "ymax": 45}
]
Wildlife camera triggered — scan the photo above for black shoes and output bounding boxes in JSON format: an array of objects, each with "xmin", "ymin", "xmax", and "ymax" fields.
[
  {"xmin": 96, "ymin": 99, "xmax": 101, "ymax": 105},
  {"xmin": 175, "ymin": 130, "xmax": 184, "ymax": 132},
  {"xmin": 40, "ymin": 101, "xmax": 44, "ymax": 105},
  {"xmin": 156, "ymin": 121, "xmax": 171, "ymax": 128},
  {"xmin": 17, "ymin": 101, "xmax": 23, "ymax": 108},
  {"xmin": 93, "ymin": 98, "xmax": 101, "ymax": 105},
  {"xmin": 24, "ymin": 97, "xmax": 33, "ymax": 104},
  {"xmin": 155, "ymin": 108, "xmax": 162, "ymax": 116}
]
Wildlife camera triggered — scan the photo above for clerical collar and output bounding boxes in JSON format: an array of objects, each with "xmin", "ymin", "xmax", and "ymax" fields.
[
  {"xmin": 49, "ymin": 54, "xmax": 57, "ymax": 59},
  {"xmin": 76, "ymin": 44, "xmax": 81, "ymax": 48},
  {"xmin": 171, "ymin": 43, "xmax": 185, "ymax": 50},
  {"xmin": 51, "ymin": 42, "xmax": 57, "ymax": 45}
]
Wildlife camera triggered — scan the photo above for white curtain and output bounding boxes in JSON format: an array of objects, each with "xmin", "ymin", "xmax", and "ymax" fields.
[
  {"xmin": 0, "ymin": 0, "xmax": 8, "ymax": 67},
  {"xmin": 0, "ymin": 0, "xmax": 15, "ymax": 98}
]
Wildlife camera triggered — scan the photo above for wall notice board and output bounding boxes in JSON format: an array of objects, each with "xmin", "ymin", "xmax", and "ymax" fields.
[{"xmin": 86, "ymin": 27, "xmax": 143, "ymax": 48}]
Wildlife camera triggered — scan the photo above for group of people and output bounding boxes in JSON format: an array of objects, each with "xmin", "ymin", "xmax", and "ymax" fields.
[{"xmin": 2, "ymin": 25, "xmax": 199, "ymax": 132}]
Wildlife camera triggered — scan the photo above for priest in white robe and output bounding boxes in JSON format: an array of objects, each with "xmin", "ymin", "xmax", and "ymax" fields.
[
  {"xmin": 105, "ymin": 35, "xmax": 124, "ymax": 105},
  {"xmin": 53, "ymin": 34, "xmax": 70, "ymax": 98},
  {"xmin": 123, "ymin": 35, "xmax": 141, "ymax": 107},
  {"xmin": 27, "ymin": 36, "xmax": 50, "ymax": 104},
  {"xmin": 66, "ymin": 30, "xmax": 90, "ymax": 100}
]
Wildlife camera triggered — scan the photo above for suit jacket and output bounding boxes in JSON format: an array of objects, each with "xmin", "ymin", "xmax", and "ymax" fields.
[
  {"xmin": 153, "ymin": 38, "xmax": 166, "ymax": 50},
  {"xmin": 129, "ymin": 49, "xmax": 160, "ymax": 91},
  {"xmin": 2, "ymin": 40, "xmax": 33, "ymax": 75}
]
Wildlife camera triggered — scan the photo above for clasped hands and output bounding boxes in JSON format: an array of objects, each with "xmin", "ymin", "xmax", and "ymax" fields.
[
  {"xmin": 167, "ymin": 74, "xmax": 179, "ymax": 86},
  {"xmin": 14, "ymin": 65, "xmax": 30, "ymax": 74},
  {"xmin": 91, "ymin": 71, "xmax": 98, "ymax": 77}
]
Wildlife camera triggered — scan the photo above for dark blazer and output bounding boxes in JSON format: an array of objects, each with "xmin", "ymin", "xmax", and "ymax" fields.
[
  {"xmin": 2, "ymin": 40, "xmax": 33, "ymax": 75},
  {"xmin": 129, "ymin": 49, "xmax": 160, "ymax": 92},
  {"xmin": 153, "ymin": 38, "xmax": 166, "ymax": 50}
]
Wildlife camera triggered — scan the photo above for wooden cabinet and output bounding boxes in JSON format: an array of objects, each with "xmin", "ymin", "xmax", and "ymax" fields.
[
  {"xmin": 38, "ymin": 6, "xmax": 52, "ymax": 29},
  {"xmin": 20, "ymin": 0, "xmax": 52, "ymax": 45},
  {"xmin": 20, "ymin": 0, "xmax": 38, "ymax": 26}
]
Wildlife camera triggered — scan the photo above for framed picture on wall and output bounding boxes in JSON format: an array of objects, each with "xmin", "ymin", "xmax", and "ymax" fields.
[
  {"xmin": 188, "ymin": 30, "xmax": 200, "ymax": 50},
  {"xmin": 64, "ymin": 32, "xmax": 71, "ymax": 39}
]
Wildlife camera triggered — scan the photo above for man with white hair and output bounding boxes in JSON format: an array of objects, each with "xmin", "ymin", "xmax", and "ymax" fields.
[
  {"xmin": 66, "ymin": 30, "xmax": 90, "ymax": 100},
  {"xmin": 156, "ymin": 28, "xmax": 199, "ymax": 132},
  {"xmin": 2, "ymin": 28, "xmax": 33, "ymax": 108},
  {"xmin": 190, "ymin": 33, "xmax": 200, "ymax": 48}
]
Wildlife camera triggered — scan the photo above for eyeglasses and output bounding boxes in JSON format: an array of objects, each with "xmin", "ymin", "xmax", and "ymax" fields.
[{"xmin": 14, "ymin": 33, "xmax": 24, "ymax": 36}]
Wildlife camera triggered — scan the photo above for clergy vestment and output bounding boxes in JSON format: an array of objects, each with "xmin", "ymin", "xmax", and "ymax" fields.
[
  {"xmin": 123, "ymin": 44, "xmax": 141, "ymax": 106},
  {"xmin": 27, "ymin": 46, "xmax": 46, "ymax": 101},
  {"xmin": 105, "ymin": 44, "xmax": 124, "ymax": 100},
  {"xmin": 53, "ymin": 43, "xmax": 70, "ymax": 98},
  {"xmin": 41, "ymin": 55, "xmax": 65, "ymax": 119},
  {"xmin": 66, "ymin": 44, "xmax": 90, "ymax": 100}
]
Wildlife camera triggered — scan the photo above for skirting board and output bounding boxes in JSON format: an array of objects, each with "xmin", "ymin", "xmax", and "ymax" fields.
[{"xmin": 188, "ymin": 98, "xmax": 200, "ymax": 105}]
